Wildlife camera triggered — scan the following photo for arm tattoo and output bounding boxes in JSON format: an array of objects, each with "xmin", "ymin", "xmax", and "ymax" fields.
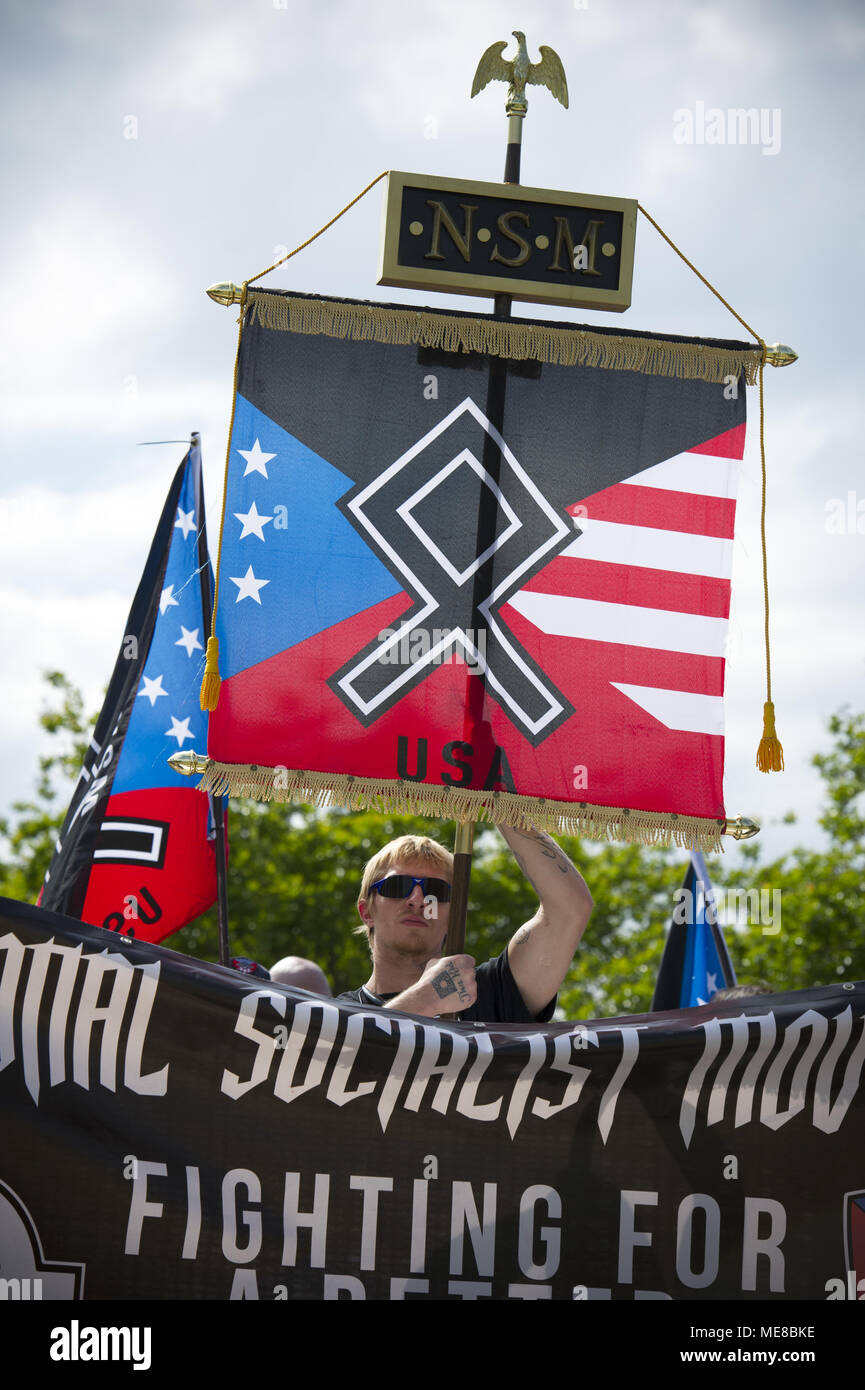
[
  {"xmin": 511, "ymin": 826, "xmax": 575, "ymax": 876},
  {"xmin": 511, "ymin": 848, "xmax": 539, "ymax": 894}
]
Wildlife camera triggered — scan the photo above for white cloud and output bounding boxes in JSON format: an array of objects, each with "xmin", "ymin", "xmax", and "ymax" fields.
[
  {"xmin": 130, "ymin": 16, "xmax": 264, "ymax": 116},
  {"xmin": 1, "ymin": 480, "xmax": 172, "ymax": 594},
  {"xmin": 0, "ymin": 374, "xmax": 228, "ymax": 439},
  {"xmin": 0, "ymin": 200, "xmax": 174, "ymax": 399}
]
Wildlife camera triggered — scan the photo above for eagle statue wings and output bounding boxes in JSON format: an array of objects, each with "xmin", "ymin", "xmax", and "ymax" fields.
[{"xmin": 471, "ymin": 30, "xmax": 569, "ymax": 112}]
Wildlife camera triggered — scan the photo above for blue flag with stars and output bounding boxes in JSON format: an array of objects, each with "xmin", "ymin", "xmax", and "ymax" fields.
[
  {"xmin": 652, "ymin": 851, "xmax": 737, "ymax": 1010},
  {"xmin": 40, "ymin": 438, "xmax": 219, "ymax": 943}
]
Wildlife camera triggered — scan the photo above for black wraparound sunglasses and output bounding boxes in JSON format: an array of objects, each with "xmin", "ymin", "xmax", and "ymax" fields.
[{"xmin": 372, "ymin": 875, "xmax": 452, "ymax": 903}]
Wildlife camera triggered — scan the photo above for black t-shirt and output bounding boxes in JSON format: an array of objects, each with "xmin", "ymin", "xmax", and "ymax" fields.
[{"xmin": 337, "ymin": 951, "xmax": 556, "ymax": 1025}]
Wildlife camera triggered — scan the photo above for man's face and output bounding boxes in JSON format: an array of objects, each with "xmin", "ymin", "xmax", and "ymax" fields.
[{"xmin": 358, "ymin": 859, "xmax": 451, "ymax": 958}]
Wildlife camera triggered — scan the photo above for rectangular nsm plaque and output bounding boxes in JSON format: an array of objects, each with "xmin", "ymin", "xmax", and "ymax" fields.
[{"xmin": 378, "ymin": 170, "xmax": 637, "ymax": 312}]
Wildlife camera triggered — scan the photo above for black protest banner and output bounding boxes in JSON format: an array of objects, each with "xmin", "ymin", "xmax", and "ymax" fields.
[{"xmin": 1, "ymin": 895, "xmax": 863, "ymax": 1302}]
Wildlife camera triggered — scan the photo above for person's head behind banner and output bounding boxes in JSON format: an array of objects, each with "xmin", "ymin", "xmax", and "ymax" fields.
[
  {"xmin": 269, "ymin": 956, "xmax": 332, "ymax": 995},
  {"xmin": 712, "ymin": 982, "xmax": 773, "ymax": 1001}
]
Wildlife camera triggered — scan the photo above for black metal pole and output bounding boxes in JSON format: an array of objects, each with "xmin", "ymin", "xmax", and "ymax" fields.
[
  {"xmin": 193, "ymin": 427, "xmax": 233, "ymax": 969},
  {"xmin": 211, "ymin": 792, "xmax": 231, "ymax": 966},
  {"xmin": 494, "ymin": 110, "xmax": 523, "ymax": 316},
  {"xmin": 446, "ymin": 113, "xmax": 524, "ymax": 958}
]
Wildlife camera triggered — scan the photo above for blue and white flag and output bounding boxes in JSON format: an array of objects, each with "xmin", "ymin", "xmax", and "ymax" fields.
[{"xmin": 652, "ymin": 851, "xmax": 737, "ymax": 1009}]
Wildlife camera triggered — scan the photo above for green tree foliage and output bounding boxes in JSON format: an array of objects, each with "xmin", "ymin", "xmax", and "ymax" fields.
[
  {"xmin": 2, "ymin": 676, "xmax": 863, "ymax": 1015},
  {"xmin": 717, "ymin": 709, "xmax": 865, "ymax": 992},
  {"xmin": 0, "ymin": 672, "xmax": 93, "ymax": 903}
]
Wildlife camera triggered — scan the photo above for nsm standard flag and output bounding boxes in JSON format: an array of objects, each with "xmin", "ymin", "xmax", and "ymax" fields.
[
  {"xmin": 203, "ymin": 290, "xmax": 762, "ymax": 851},
  {"xmin": 40, "ymin": 438, "xmax": 218, "ymax": 943},
  {"xmin": 652, "ymin": 851, "xmax": 737, "ymax": 1009}
]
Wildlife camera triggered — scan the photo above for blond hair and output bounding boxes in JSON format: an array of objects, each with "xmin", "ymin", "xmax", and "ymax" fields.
[{"xmin": 355, "ymin": 835, "xmax": 453, "ymax": 944}]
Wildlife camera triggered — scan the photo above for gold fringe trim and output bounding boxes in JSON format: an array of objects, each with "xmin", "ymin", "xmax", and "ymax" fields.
[
  {"xmin": 196, "ymin": 762, "xmax": 725, "ymax": 853},
  {"xmin": 247, "ymin": 291, "xmax": 762, "ymax": 386}
]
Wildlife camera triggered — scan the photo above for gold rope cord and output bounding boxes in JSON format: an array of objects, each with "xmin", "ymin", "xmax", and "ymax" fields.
[
  {"xmin": 247, "ymin": 289, "xmax": 763, "ymax": 385},
  {"xmin": 246, "ymin": 172, "xmax": 389, "ymax": 287},
  {"xmin": 636, "ymin": 204, "xmax": 782, "ymax": 770},
  {"xmin": 755, "ymin": 354, "xmax": 784, "ymax": 770},
  {"xmin": 637, "ymin": 203, "xmax": 764, "ymax": 346},
  {"xmin": 195, "ymin": 761, "xmax": 725, "ymax": 853},
  {"xmin": 199, "ymin": 282, "xmax": 248, "ymax": 711}
]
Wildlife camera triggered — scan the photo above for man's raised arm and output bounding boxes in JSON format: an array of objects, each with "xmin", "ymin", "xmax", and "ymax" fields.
[{"xmin": 499, "ymin": 823, "xmax": 593, "ymax": 1017}]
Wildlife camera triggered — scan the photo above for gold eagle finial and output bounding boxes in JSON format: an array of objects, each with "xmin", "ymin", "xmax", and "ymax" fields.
[{"xmin": 471, "ymin": 30, "xmax": 568, "ymax": 115}]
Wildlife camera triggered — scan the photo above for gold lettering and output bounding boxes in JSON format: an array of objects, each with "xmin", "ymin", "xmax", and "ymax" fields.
[
  {"xmin": 424, "ymin": 201, "xmax": 477, "ymax": 262},
  {"xmin": 548, "ymin": 217, "xmax": 604, "ymax": 276},
  {"xmin": 489, "ymin": 209, "xmax": 531, "ymax": 268}
]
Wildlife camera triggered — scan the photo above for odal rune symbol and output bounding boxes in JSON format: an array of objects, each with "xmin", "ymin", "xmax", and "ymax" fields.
[{"xmin": 327, "ymin": 397, "xmax": 575, "ymax": 746}]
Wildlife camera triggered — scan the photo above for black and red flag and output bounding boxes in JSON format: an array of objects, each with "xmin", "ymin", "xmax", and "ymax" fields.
[
  {"xmin": 40, "ymin": 438, "xmax": 218, "ymax": 942},
  {"xmin": 202, "ymin": 290, "xmax": 760, "ymax": 850}
]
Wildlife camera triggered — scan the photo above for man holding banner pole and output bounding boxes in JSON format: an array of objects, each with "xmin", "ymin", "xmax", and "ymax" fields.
[{"xmin": 339, "ymin": 824, "xmax": 592, "ymax": 1023}]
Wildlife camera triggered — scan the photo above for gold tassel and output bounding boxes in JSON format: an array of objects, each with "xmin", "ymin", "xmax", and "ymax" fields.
[
  {"xmin": 199, "ymin": 635, "xmax": 221, "ymax": 711},
  {"xmin": 756, "ymin": 699, "xmax": 784, "ymax": 772}
]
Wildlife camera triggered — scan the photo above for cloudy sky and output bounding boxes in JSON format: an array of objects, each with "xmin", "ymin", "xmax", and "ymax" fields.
[{"xmin": 1, "ymin": 0, "xmax": 863, "ymax": 868}]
